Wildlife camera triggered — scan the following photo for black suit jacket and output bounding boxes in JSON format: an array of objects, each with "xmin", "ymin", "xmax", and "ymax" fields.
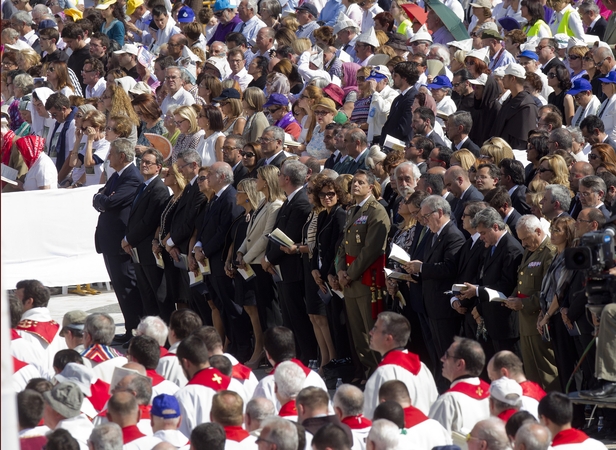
[
  {"xmin": 427, "ymin": 130, "xmax": 446, "ymax": 148},
  {"xmin": 232, "ymin": 162, "xmax": 249, "ymax": 188},
  {"xmin": 379, "ymin": 87, "xmax": 418, "ymax": 146},
  {"xmin": 265, "ymin": 188, "xmax": 312, "ymax": 283},
  {"xmin": 198, "ymin": 185, "xmax": 244, "ymax": 276},
  {"xmin": 169, "ymin": 180, "xmax": 205, "ymax": 254},
  {"xmin": 476, "ymin": 232, "xmax": 524, "ymax": 340},
  {"xmin": 604, "ymin": 136, "xmax": 616, "ymax": 152},
  {"xmin": 125, "ymin": 176, "xmax": 170, "ymax": 266},
  {"xmin": 452, "ymin": 185, "xmax": 484, "ymax": 237},
  {"xmin": 256, "ymin": 151, "xmax": 287, "ymax": 169},
  {"xmin": 588, "ymin": 17, "xmax": 608, "ymax": 41},
  {"xmin": 452, "ymin": 137, "xmax": 481, "ymax": 158},
  {"xmin": 407, "ymin": 224, "xmax": 432, "ymax": 315},
  {"xmin": 506, "ymin": 208, "xmax": 522, "ymax": 242},
  {"xmin": 510, "ymin": 185, "xmax": 531, "ymax": 216},
  {"xmin": 444, "ymin": 191, "xmax": 459, "ymax": 212},
  {"xmin": 569, "ymin": 194, "xmax": 582, "ymax": 220},
  {"xmin": 456, "ymin": 237, "xmax": 488, "ymax": 309},
  {"xmin": 421, "ymin": 221, "xmax": 466, "ymax": 320},
  {"xmin": 312, "ymin": 206, "xmax": 347, "ymax": 278},
  {"xmin": 541, "ymin": 57, "xmax": 564, "ymax": 75},
  {"xmin": 94, "ymin": 164, "xmax": 142, "ymax": 256}
]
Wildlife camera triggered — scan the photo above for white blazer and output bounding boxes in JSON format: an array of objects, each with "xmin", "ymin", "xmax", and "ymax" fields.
[
  {"xmin": 238, "ymin": 199, "xmax": 283, "ymax": 264},
  {"xmin": 598, "ymin": 93, "xmax": 616, "ymax": 141}
]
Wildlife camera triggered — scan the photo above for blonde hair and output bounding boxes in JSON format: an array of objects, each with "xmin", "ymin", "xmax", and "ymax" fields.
[
  {"xmin": 243, "ymin": 87, "xmax": 265, "ymax": 112},
  {"xmin": 174, "ymin": 105, "xmax": 200, "ymax": 134},
  {"xmin": 451, "ymin": 149, "xmax": 477, "ymax": 171},
  {"xmin": 257, "ymin": 165, "xmax": 286, "ymax": 202},
  {"xmin": 453, "ymin": 49, "xmax": 467, "ymax": 65},
  {"xmin": 238, "ymin": 178, "xmax": 264, "ymax": 210},
  {"xmin": 105, "ymin": 84, "xmax": 140, "ymax": 126},
  {"xmin": 376, "ymin": 45, "xmax": 396, "ymax": 57},
  {"xmin": 292, "ymin": 38, "xmax": 311, "ymax": 55},
  {"xmin": 480, "ymin": 137, "xmax": 514, "ymax": 165},
  {"xmin": 281, "ymin": 15, "xmax": 299, "ymax": 31},
  {"xmin": 300, "ymin": 85, "xmax": 324, "ymax": 144},
  {"xmin": 539, "ymin": 154, "xmax": 571, "ymax": 189},
  {"xmin": 17, "ymin": 48, "xmax": 41, "ymax": 70},
  {"xmin": 82, "ymin": 110, "xmax": 107, "ymax": 130},
  {"xmin": 375, "ymin": 30, "xmax": 390, "ymax": 47},
  {"xmin": 169, "ymin": 163, "xmax": 188, "ymax": 191}
]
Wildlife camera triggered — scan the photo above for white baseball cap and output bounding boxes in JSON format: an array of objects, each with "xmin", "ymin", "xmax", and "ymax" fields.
[
  {"xmin": 113, "ymin": 43, "xmax": 140, "ymax": 56},
  {"xmin": 490, "ymin": 377, "xmax": 523, "ymax": 406},
  {"xmin": 504, "ymin": 63, "xmax": 526, "ymax": 79},
  {"xmin": 469, "ymin": 74, "xmax": 488, "ymax": 86}
]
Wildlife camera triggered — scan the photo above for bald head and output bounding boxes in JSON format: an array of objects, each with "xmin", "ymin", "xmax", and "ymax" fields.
[
  {"xmin": 378, "ymin": 380, "xmax": 411, "ymax": 407},
  {"xmin": 445, "ymin": 165, "xmax": 471, "ymax": 198},
  {"xmin": 211, "ymin": 390, "xmax": 244, "ymax": 426},
  {"xmin": 334, "ymin": 384, "xmax": 365, "ymax": 419},
  {"xmin": 428, "ymin": 166, "xmax": 446, "ymax": 176},
  {"xmin": 570, "ymin": 161, "xmax": 595, "ymax": 191},
  {"xmin": 107, "ymin": 392, "xmax": 139, "ymax": 427},
  {"xmin": 123, "ymin": 362, "xmax": 147, "ymax": 375},
  {"xmin": 514, "ymin": 423, "xmax": 552, "ymax": 450}
]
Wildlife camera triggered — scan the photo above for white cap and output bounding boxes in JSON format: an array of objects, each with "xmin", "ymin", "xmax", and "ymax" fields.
[
  {"xmin": 467, "ymin": 47, "xmax": 490, "ymax": 64},
  {"xmin": 597, "ymin": 40, "xmax": 611, "ymax": 50},
  {"xmin": 567, "ymin": 37, "xmax": 586, "ymax": 50},
  {"xmin": 553, "ymin": 33, "xmax": 569, "ymax": 49},
  {"xmin": 493, "ymin": 66, "xmax": 506, "ymax": 77},
  {"xmin": 284, "ymin": 133, "xmax": 301, "ymax": 147},
  {"xmin": 469, "ymin": 74, "xmax": 488, "ymax": 86},
  {"xmin": 5, "ymin": 40, "xmax": 31, "ymax": 51},
  {"xmin": 504, "ymin": 62, "xmax": 526, "ymax": 79},
  {"xmin": 334, "ymin": 14, "xmax": 359, "ymax": 34},
  {"xmin": 113, "ymin": 43, "xmax": 140, "ymax": 56},
  {"xmin": 110, "ymin": 366, "xmax": 143, "ymax": 393},
  {"xmin": 369, "ymin": 54, "xmax": 391, "ymax": 66},
  {"xmin": 357, "ymin": 28, "xmax": 380, "ymax": 48},
  {"xmin": 449, "ymin": 38, "xmax": 474, "ymax": 53},
  {"xmin": 129, "ymin": 81, "xmax": 152, "ymax": 96},
  {"xmin": 490, "ymin": 377, "xmax": 523, "ymax": 406},
  {"xmin": 410, "ymin": 30, "xmax": 433, "ymax": 44},
  {"xmin": 310, "ymin": 50, "xmax": 324, "ymax": 69},
  {"xmin": 206, "ymin": 56, "xmax": 231, "ymax": 79},
  {"xmin": 55, "ymin": 363, "xmax": 96, "ymax": 397},
  {"xmin": 115, "ymin": 76, "xmax": 137, "ymax": 94}
]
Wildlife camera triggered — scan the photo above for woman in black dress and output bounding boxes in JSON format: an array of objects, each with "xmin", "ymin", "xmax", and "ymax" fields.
[{"xmin": 547, "ymin": 64, "xmax": 574, "ymax": 125}]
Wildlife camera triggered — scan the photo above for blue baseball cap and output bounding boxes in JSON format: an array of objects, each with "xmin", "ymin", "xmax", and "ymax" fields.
[
  {"xmin": 518, "ymin": 50, "xmax": 538, "ymax": 61},
  {"xmin": 263, "ymin": 93, "xmax": 290, "ymax": 108},
  {"xmin": 599, "ymin": 71, "xmax": 616, "ymax": 84},
  {"xmin": 177, "ymin": 6, "xmax": 195, "ymax": 22},
  {"xmin": 427, "ymin": 75, "xmax": 453, "ymax": 90},
  {"xmin": 366, "ymin": 65, "xmax": 391, "ymax": 82},
  {"xmin": 213, "ymin": 0, "xmax": 233, "ymax": 12},
  {"xmin": 498, "ymin": 17, "xmax": 520, "ymax": 31},
  {"xmin": 567, "ymin": 78, "xmax": 592, "ymax": 95},
  {"xmin": 151, "ymin": 394, "xmax": 181, "ymax": 419},
  {"xmin": 38, "ymin": 19, "xmax": 58, "ymax": 30}
]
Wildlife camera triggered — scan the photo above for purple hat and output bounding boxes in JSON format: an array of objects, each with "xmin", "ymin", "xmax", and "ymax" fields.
[{"xmin": 263, "ymin": 93, "xmax": 290, "ymax": 108}]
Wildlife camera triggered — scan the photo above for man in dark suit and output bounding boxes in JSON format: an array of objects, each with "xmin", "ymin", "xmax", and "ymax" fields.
[
  {"xmin": 459, "ymin": 207, "xmax": 524, "ymax": 356},
  {"xmin": 446, "ymin": 111, "xmax": 481, "ymax": 158},
  {"xmin": 323, "ymin": 123, "xmax": 343, "ymax": 169},
  {"xmin": 121, "ymin": 149, "xmax": 172, "ymax": 323},
  {"xmin": 194, "ymin": 162, "xmax": 251, "ymax": 360},
  {"xmin": 580, "ymin": 114, "xmax": 616, "ymax": 151},
  {"xmin": 379, "ymin": 61, "xmax": 419, "ymax": 147},
  {"xmin": 264, "ymin": 159, "xmax": 317, "ymax": 364},
  {"xmin": 582, "ymin": 1, "xmax": 607, "ymax": 40},
  {"xmin": 164, "ymin": 150, "xmax": 206, "ymax": 306},
  {"xmin": 93, "ymin": 138, "xmax": 143, "ymax": 342},
  {"xmin": 222, "ymin": 134, "xmax": 249, "ymax": 187},
  {"xmin": 541, "ymin": 184, "xmax": 572, "ymax": 221},
  {"xmin": 405, "ymin": 196, "xmax": 465, "ymax": 379},
  {"xmin": 343, "ymin": 129, "xmax": 370, "ymax": 175},
  {"xmin": 484, "ymin": 187, "xmax": 522, "ymax": 242},
  {"xmin": 568, "ymin": 161, "xmax": 595, "ymax": 219},
  {"xmin": 579, "ymin": 175, "xmax": 612, "ymax": 220},
  {"xmin": 444, "ymin": 166, "xmax": 484, "ymax": 237},
  {"xmin": 499, "ymin": 158, "xmax": 531, "ymax": 215},
  {"xmin": 256, "ymin": 126, "xmax": 290, "ymax": 169},
  {"xmin": 412, "ymin": 107, "xmax": 447, "ymax": 148},
  {"xmin": 537, "ymin": 38, "xmax": 562, "ymax": 75}
]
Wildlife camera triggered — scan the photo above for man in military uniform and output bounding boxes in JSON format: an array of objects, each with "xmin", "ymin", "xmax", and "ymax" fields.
[
  {"xmin": 503, "ymin": 215, "xmax": 559, "ymax": 391},
  {"xmin": 336, "ymin": 170, "xmax": 391, "ymax": 376}
]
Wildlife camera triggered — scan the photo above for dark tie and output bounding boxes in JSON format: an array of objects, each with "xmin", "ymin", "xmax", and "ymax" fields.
[
  {"xmin": 132, "ymin": 183, "xmax": 147, "ymax": 207},
  {"xmin": 432, "ymin": 233, "xmax": 438, "ymax": 247},
  {"xmin": 334, "ymin": 153, "xmax": 342, "ymax": 165},
  {"xmin": 490, "ymin": 245, "xmax": 496, "ymax": 257},
  {"xmin": 353, "ymin": 205, "xmax": 361, "ymax": 216},
  {"xmin": 418, "ymin": 226, "xmax": 427, "ymax": 244},
  {"xmin": 105, "ymin": 172, "xmax": 120, "ymax": 195},
  {"xmin": 240, "ymin": 22, "xmax": 247, "ymax": 33}
]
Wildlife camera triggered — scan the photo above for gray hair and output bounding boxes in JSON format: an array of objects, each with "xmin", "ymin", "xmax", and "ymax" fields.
[
  {"xmin": 515, "ymin": 423, "xmax": 552, "ymax": 450},
  {"xmin": 579, "ymin": 0, "xmax": 600, "ymax": 14},
  {"xmin": 84, "ymin": 313, "xmax": 115, "ymax": 345},
  {"xmin": 260, "ymin": 0, "xmax": 281, "ymax": 18},
  {"xmin": 227, "ymin": 134, "xmax": 246, "ymax": 149},
  {"xmin": 245, "ymin": 0, "xmax": 258, "ymax": 12},
  {"xmin": 261, "ymin": 417, "xmax": 299, "ymax": 450},
  {"xmin": 177, "ymin": 149, "xmax": 202, "ymax": 166},
  {"xmin": 281, "ymin": 160, "xmax": 308, "ymax": 187},
  {"xmin": 549, "ymin": 128, "xmax": 572, "ymax": 151},
  {"xmin": 472, "ymin": 207, "xmax": 506, "ymax": 230},
  {"xmin": 491, "ymin": 396, "xmax": 522, "ymax": 413},
  {"xmin": 126, "ymin": 374, "xmax": 152, "ymax": 405},
  {"xmin": 274, "ymin": 360, "xmax": 306, "ymax": 399},
  {"xmin": 566, "ymin": 126, "xmax": 585, "ymax": 144},
  {"xmin": 246, "ymin": 398, "xmax": 276, "ymax": 422},
  {"xmin": 368, "ymin": 420, "xmax": 401, "ymax": 449},
  {"xmin": 546, "ymin": 184, "xmax": 571, "ymax": 211},
  {"xmin": 212, "ymin": 162, "xmax": 234, "ymax": 185},
  {"xmin": 165, "ymin": 66, "xmax": 182, "ymax": 76},
  {"xmin": 516, "ymin": 214, "xmax": 543, "ymax": 234},
  {"xmin": 12, "ymin": 11, "xmax": 33, "ymax": 25},
  {"xmin": 347, "ymin": 129, "xmax": 368, "ymax": 147},
  {"xmin": 395, "ymin": 161, "xmax": 421, "ymax": 184},
  {"xmin": 449, "ymin": 110, "xmax": 473, "ymax": 134},
  {"xmin": 111, "ymin": 138, "xmax": 135, "ymax": 163},
  {"xmin": 88, "ymin": 422, "xmax": 123, "ymax": 450},
  {"xmin": 429, "ymin": 43, "xmax": 451, "ymax": 66},
  {"xmin": 580, "ymin": 175, "xmax": 606, "ymax": 194},
  {"xmin": 32, "ymin": 4, "xmax": 51, "ymax": 16},
  {"xmin": 309, "ymin": 77, "xmax": 329, "ymax": 89},
  {"xmin": 13, "ymin": 73, "xmax": 34, "ymax": 94},
  {"xmin": 1, "ymin": 28, "xmax": 19, "ymax": 41},
  {"xmin": 473, "ymin": 418, "xmax": 511, "ymax": 450},
  {"xmin": 211, "ymin": 41, "xmax": 228, "ymax": 56},
  {"xmin": 333, "ymin": 384, "xmax": 364, "ymax": 417},
  {"xmin": 263, "ymin": 125, "xmax": 285, "ymax": 146},
  {"xmin": 320, "ymin": 168, "xmax": 339, "ymax": 179},
  {"xmin": 135, "ymin": 316, "xmax": 168, "ymax": 347},
  {"xmin": 421, "ymin": 194, "xmax": 451, "ymax": 216},
  {"xmin": 366, "ymin": 145, "xmax": 387, "ymax": 169}
]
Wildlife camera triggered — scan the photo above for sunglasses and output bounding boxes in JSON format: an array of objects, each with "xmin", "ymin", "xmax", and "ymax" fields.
[
  {"xmin": 240, "ymin": 151, "xmax": 256, "ymax": 158},
  {"xmin": 568, "ymin": 55, "xmax": 580, "ymax": 60},
  {"xmin": 197, "ymin": 175, "xmax": 207, "ymax": 182},
  {"xmin": 268, "ymin": 107, "xmax": 282, "ymax": 114},
  {"xmin": 318, "ymin": 191, "xmax": 336, "ymax": 199},
  {"xmin": 357, "ymin": 76, "xmax": 366, "ymax": 82},
  {"xmin": 314, "ymin": 110, "xmax": 332, "ymax": 116}
]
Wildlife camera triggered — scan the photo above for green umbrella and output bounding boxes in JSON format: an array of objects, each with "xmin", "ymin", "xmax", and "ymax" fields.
[{"xmin": 424, "ymin": 0, "xmax": 470, "ymax": 41}]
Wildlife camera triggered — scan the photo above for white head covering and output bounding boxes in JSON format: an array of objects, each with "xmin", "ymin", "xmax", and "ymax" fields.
[
  {"xmin": 467, "ymin": 47, "xmax": 490, "ymax": 65},
  {"xmin": 115, "ymin": 77, "xmax": 138, "ymax": 94},
  {"xmin": 29, "ymin": 87, "xmax": 55, "ymax": 135},
  {"xmin": 357, "ymin": 28, "xmax": 380, "ymax": 48}
]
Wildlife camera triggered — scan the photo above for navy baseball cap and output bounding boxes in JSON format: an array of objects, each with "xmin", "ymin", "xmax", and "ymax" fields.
[
  {"xmin": 151, "ymin": 394, "xmax": 181, "ymax": 419},
  {"xmin": 212, "ymin": 88, "xmax": 241, "ymax": 101},
  {"xmin": 567, "ymin": 78, "xmax": 592, "ymax": 95},
  {"xmin": 295, "ymin": 3, "xmax": 318, "ymax": 18}
]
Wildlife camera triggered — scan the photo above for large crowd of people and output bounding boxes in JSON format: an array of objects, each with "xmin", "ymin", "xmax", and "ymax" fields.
[{"xmin": 3, "ymin": 0, "xmax": 616, "ymax": 447}]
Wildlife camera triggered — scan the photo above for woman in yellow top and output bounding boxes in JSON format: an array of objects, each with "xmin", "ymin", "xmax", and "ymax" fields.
[
  {"xmin": 521, "ymin": 0, "xmax": 552, "ymax": 38},
  {"xmin": 546, "ymin": 0, "xmax": 585, "ymax": 38},
  {"xmin": 389, "ymin": 0, "xmax": 413, "ymax": 38}
]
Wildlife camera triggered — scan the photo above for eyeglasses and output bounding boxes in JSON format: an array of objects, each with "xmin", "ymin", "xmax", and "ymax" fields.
[
  {"xmin": 219, "ymin": 101, "xmax": 230, "ymax": 106},
  {"xmin": 241, "ymin": 151, "xmax": 256, "ymax": 158},
  {"xmin": 420, "ymin": 210, "xmax": 437, "ymax": 220},
  {"xmin": 314, "ymin": 110, "xmax": 331, "ymax": 116},
  {"xmin": 167, "ymin": 42, "xmax": 181, "ymax": 47},
  {"xmin": 535, "ymin": 45, "xmax": 550, "ymax": 51},
  {"xmin": 577, "ymin": 217, "xmax": 595, "ymax": 223},
  {"xmin": 547, "ymin": 72, "xmax": 558, "ymax": 78},
  {"xmin": 222, "ymin": 145, "xmax": 240, "ymax": 151},
  {"xmin": 443, "ymin": 351, "xmax": 460, "ymax": 360},
  {"xmin": 538, "ymin": 167, "xmax": 553, "ymax": 173},
  {"xmin": 141, "ymin": 160, "xmax": 158, "ymax": 166},
  {"xmin": 466, "ymin": 434, "xmax": 484, "ymax": 443},
  {"xmin": 568, "ymin": 54, "xmax": 580, "ymax": 60},
  {"xmin": 268, "ymin": 107, "xmax": 282, "ymax": 114},
  {"xmin": 579, "ymin": 190, "xmax": 596, "ymax": 197},
  {"xmin": 583, "ymin": 56, "xmax": 594, "ymax": 62},
  {"xmin": 357, "ymin": 76, "xmax": 366, "ymax": 82},
  {"xmin": 197, "ymin": 175, "xmax": 207, "ymax": 182},
  {"xmin": 259, "ymin": 137, "xmax": 276, "ymax": 143},
  {"xmin": 175, "ymin": 119, "xmax": 187, "ymax": 126},
  {"xmin": 105, "ymin": 126, "xmax": 115, "ymax": 131},
  {"xmin": 165, "ymin": 75, "xmax": 180, "ymax": 80},
  {"xmin": 214, "ymin": 11, "xmax": 224, "ymax": 17},
  {"xmin": 177, "ymin": 162, "xmax": 192, "ymax": 169},
  {"xmin": 318, "ymin": 191, "xmax": 336, "ymax": 199},
  {"xmin": 589, "ymin": 153, "xmax": 600, "ymax": 160},
  {"xmin": 595, "ymin": 57, "xmax": 609, "ymax": 68}
]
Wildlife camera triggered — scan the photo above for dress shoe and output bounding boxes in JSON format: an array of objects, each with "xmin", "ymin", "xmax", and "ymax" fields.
[
  {"xmin": 579, "ymin": 381, "xmax": 616, "ymax": 399},
  {"xmin": 69, "ymin": 285, "xmax": 87, "ymax": 296},
  {"xmin": 112, "ymin": 333, "xmax": 132, "ymax": 344}
]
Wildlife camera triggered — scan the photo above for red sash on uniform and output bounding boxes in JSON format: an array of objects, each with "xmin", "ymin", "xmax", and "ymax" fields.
[
  {"xmin": 552, "ymin": 428, "xmax": 590, "ymax": 446},
  {"xmin": 404, "ymin": 406, "xmax": 429, "ymax": 428},
  {"xmin": 497, "ymin": 408, "xmax": 518, "ymax": 422},
  {"xmin": 447, "ymin": 379, "xmax": 490, "ymax": 399},
  {"xmin": 519, "ymin": 380, "xmax": 546, "ymax": 402},
  {"xmin": 139, "ymin": 404, "xmax": 151, "ymax": 420},
  {"xmin": 88, "ymin": 379, "xmax": 111, "ymax": 412},
  {"xmin": 378, "ymin": 350, "xmax": 421, "ymax": 375},
  {"xmin": 186, "ymin": 367, "xmax": 230, "ymax": 391},
  {"xmin": 159, "ymin": 346, "xmax": 169, "ymax": 358},
  {"xmin": 273, "ymin": 359, "xmax": 311, "ymax": 377},
  {"xmin": 13, "ymin": 356, "xmax": 28, "ymax": 373},
  {"xmin": 345, "ymin": 254, "xmax": 386, "ymax": 287},
  {"xmin": 146, "ymin": 369, "xmax": 166, "ymax": 386},
  {"xmin": 279, "ymin": 400, "xmax": 298, "ymax": 417},
  {"xmin": 231, "ymin": 363, "xmax": 252, "ymax": 381},
  {"xmin": 122, "ymin": 425, "xmax": 146, "ymax": 444},
  {"xmin": 341, "ymin": 415, "xmax": 372, "ymax": 429},
  {"xmin": 11, "ymin": 329, "xmax": 21, "ymax": 340},
  {"xmin": 16, "ymin": 319, "xmax": 60, "ymax": 344},
  {"xmin": 224, "ymin": 425, "xmax": 250, "ymax": 442}
]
